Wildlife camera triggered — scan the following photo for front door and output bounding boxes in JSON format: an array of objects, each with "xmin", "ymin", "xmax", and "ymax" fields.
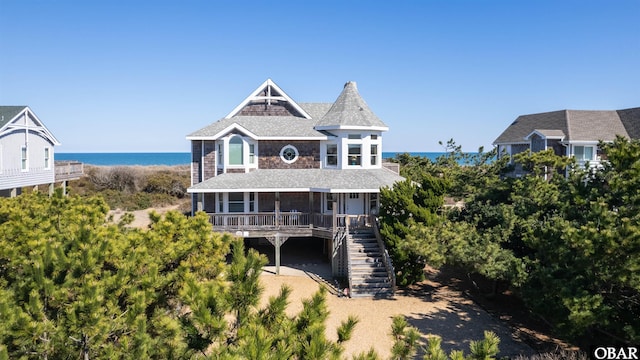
[{"xmin": 345, "ymin": 193, "xmax": 365, "ymax": 215}]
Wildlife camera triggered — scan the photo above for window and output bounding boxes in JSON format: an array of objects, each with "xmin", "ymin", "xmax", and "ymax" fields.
[
  {"xmin": 44, "ymin": 147, "xmax": 50, "ymax": 169},
  {"xmin": 218, "ymin": 194, "xmax": 224, "ymax": 213},
  {"xmin": 228, "ymin": 192, "xmax": 244, "ymax": 212},
  {"xmin": 280, "ymin": 145, "xmax": 299, "ymax": 164},
  {"xmin": 249, "ymin": 192, "xmax": 255, "ymax": 212},
  {"xmin": 229, "ymin": 136, "xmax": 243, "ymax": 165},
  {"xmin": 217, "ymin": 144, "xmax": 223, "ymax": 165},
  {"xmin": 370, "ymin": 134, "xmax": 378, "ymax": 140},
  {"xmin": 348, "ymin": 134, "xmax": 361, "ymax": 139},
  {"xmin": 370, "ymin": 193, "xmax": 378, "ymax": 211},
  {"xmin": 370, "ymin": 144, "xmax": 378, "ymax": 166},
  {"xmin": 249, "ymin": 144, "xmax": 255, "ymax": 164},
  {"xmin": 326, "ymin": 144, "xmax": 337, "ymax": 166},
  {"xmin": 348, "ymin": 144, "xmax": 361, "ymax": 166},
  {"xmin": 574, "ymin": 146, "xmax": 594, "ymax": 161},
  {"xmin": 349, "ymin": 193, "xmax": 359, "ymax": 199},
  {"xmin": 21, "ymin": 146, "xmax": 28, "ymax": 171},
  {"xmin": 325, "ymin": 193, "xmax": 336, "ymax": 212}
]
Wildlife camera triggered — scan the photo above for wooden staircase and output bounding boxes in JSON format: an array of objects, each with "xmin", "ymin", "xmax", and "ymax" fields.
[{"xmin": 347, "ymin": 228, "xmax": 394, "ymax": 298}]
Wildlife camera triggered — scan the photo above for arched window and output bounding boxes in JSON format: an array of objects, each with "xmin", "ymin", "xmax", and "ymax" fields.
[{"xmin": 229, "ymin": 136, "xmax": 243, "ymax": 165}]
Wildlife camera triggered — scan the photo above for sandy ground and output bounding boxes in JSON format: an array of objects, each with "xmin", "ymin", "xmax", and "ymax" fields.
[
  {"xmin": 114, "ymin": 208, "xmax": 536, "ymax": 359},
  {"xmin": 260, "ymin": 266, "xmax": 534, "ymax": 359},
  {"xmin": 109, "ymin": 205, "xmax": 182, "ymax": 228}
]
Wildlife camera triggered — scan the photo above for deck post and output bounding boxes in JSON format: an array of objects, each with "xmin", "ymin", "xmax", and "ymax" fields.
[
  {"xmin": 309, "ymin": 192, "xmax": 314, "ymax": 228},
  {"xmin": 275, "ymin": 200, "xmax": 280, "ymax": 227},
  {"xmin": 275, "ymin": 233, "xmax": 281, "ymax": 275}
]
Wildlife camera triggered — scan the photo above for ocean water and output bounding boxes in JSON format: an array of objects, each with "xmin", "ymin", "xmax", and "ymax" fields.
[{"xmin": 55, "ymin": 152, "xmax": 454, "ymax": 166}]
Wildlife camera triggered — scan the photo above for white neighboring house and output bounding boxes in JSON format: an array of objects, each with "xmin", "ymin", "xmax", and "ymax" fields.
[{"xmin": 0, "ymin": 106, "xmax": 81, "ymax": 197}]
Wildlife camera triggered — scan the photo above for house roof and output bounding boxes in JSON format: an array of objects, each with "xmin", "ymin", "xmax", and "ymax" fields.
[
  {"xmin": 0, "ymin": 106, "xmax": 61, "ymax": 145},
  {"xmin": 187, "ymin": 115, "xmax": 326, "ymax": 139},
  {"xmin": 187, "ymin": 81, "xmax": 387, "ymax": 140},
  {"xmin": 314, "ymin": 81, "xmax": 388, "ymax": 130},
  {"xmin": 186, "ymin": 101, "xmax": 334, "ymax": 139},
  {"xmin": 187, "ymin": 168, "xmax": 405, "ymax": 193},
  {"xmin": 0, "ymin": 106, "xmax": 28, "ymax": 128},
  {"xmin": 617, "ymin": 107, "xmax": 640, "ymax": 139},
  {"xmin": 494, "ymin": 108, "xmax": 638, "ymax": 145}
]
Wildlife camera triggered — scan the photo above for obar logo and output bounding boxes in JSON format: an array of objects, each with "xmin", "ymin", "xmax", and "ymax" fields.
[{"xmin": 592, "ymin": 347, "xmax": 638, "ymax": 360}]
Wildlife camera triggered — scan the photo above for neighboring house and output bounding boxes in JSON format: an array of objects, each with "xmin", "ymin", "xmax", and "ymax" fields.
[
  {"xmin": 0, "ymin": 106, "xmax": 83, "ymax": 197},
  {"xmin": 493, "ymin": 107, "xmax": 640, "ymax": 174},
  {"xmin": 186, "ymin": 79, "xmax": 404, "ymax": 297}
]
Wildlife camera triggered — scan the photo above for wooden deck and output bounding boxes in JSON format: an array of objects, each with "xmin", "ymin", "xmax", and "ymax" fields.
[
  {"xmin": 55, "ymin": 161, "xmax": 84, "ymax": 181},
  {"xmin": 207, "ymin": 212, "xmax": 372, "ymax": 239}
]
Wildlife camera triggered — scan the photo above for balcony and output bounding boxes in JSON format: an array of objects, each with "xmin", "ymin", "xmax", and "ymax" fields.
[
  {"xmin": 55, "ymin": 161, "xmax": 84, "ymax": 181},
  {"xmin": 206, "ymin": 212, "xmax": 372, "ymax": 238}
]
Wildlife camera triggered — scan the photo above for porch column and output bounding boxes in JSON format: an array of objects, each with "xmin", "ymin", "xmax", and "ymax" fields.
[
  {"xmin": 275, "ymin": 234, "xmax": 281, "ymax": 275},
  {"xmin": 309, "ymin": 192, "xmax": 314, "ymax": 228},
  {"xmin": 196, "ymin": 193, "xmax": 203, "ymax": 212},
  {"xmin": 266, "ymin": 234, "xmax": 289, "ymax": 275}
]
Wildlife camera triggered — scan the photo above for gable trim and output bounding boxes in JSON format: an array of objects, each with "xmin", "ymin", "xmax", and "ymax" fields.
[
  {"xmin": 225, "ymin": 79, "xmax": 312, "ymax": 120},
  {"xmin": 0, "ymin": 107, "xmax": 61, "ymax": 145}
]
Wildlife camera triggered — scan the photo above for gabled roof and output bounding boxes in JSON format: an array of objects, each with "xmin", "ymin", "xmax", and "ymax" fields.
[
  {"xmin": 225, "ymin": 79, "xmax": 311, "ymax": 119},
  {"xmin": 187, "ymin": 168, "xmax": 405, "ymax": 193},
  {"xmin": 187, "ymin": 80, "xmax": 384, "ymax": 140},
  {"xmin": 314, "ymin": 81, "xmax": 388, "ymax": 131},
  {"xmin": 0, "ymin": 106, "xmax": 27, "ymax": 128},
  {"xmin": 617, "ymin": 107, "xmax": 640, "ymax": 139},
  {"xmin": 0, "ymin": 106, "xmax": 61, "ymax": 145},
  {"xmin": 494, "ymin": 108, "xmax": 637, "ymax": 145},
  {"xmin": 525, "ymin": 129, "xmax": 566, "ymax": 140}
]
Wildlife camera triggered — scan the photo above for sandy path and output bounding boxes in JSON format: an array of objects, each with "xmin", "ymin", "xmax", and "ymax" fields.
[{"xmin": 260, "ymin": 268, "xmax": 534, "ymax": 359}]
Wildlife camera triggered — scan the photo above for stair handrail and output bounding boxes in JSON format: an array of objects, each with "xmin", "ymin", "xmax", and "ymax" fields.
[
  {"xmin": 345, "ymin": 226, "xmax": 353, "ymax": 298},
  {"xmin": 372, "ymin": 217, "xmax": 396, "ymax": 293}
]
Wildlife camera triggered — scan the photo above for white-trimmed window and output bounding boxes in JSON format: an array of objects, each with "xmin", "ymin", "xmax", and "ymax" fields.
[
  {"xmin": 280, "ymin": 145, "xmax": 299, "ymax": 164},
  {"xmin": 229, "ymin": 136, "xmax": 244, "ymax": 165},
  {"xmin": 574, "ymin": 146, "xmax": 594, "ymax": 161},
  {"xmin": 370, "ymin": 144, "xmax": 378, "ymax": 166},
  {"xmin": 325, "ymin": 193, "xmax": 337, "ymax": 212},
  {"xmin": 21, "ymin": 146, "xmax": 28, "ymax": 171},
  {"xmin": 217, "ymin": 144, "xmax": 223, "ymax": 165},
  {"xmin": 348, "ymin": 144, "xmax": 361, "ymax": 166},
  {"xmin": 326, "ymin": 144, "xmax": 337, "ymax": 166},
  {"xmin": 228, "ymin": 192, "xmax": 244, "ymax": 212},
  {"xmin": 249, "ymin": 144, "xmax": 255, "ymax": 164},
  {"xmin": 44, "ymin": 147, "xmax": 51, "ymax": 169}
]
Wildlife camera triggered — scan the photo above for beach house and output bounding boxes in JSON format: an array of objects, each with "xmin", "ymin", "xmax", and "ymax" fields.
[
  {"xmin": 186, "ymin": 79, "xmax": 404, "ymax": 297},
  {"xmin": 493, "ymin": 107, "xmax": 640, "ymax": 176},
  {"xmin": 0, "ymin": 106, "xmax": 83, "ymax": 197}
]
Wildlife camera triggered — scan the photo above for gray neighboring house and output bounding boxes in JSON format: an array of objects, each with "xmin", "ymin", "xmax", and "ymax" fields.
[
  {"xmin": 0, "ymin": 106, "xmax": 83, "ymax": 197},
  {"xmin": 493, "ymin": 107, "xmax": 640, "ymax": 172},
  {"xmin": 186, "ymin": 79, "xmax": 404, "ymax": 297}
]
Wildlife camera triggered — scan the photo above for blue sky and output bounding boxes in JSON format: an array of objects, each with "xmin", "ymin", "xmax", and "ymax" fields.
[{"xmin": 1, "ymin": 0, "xmax": 638, "ymax": 153}]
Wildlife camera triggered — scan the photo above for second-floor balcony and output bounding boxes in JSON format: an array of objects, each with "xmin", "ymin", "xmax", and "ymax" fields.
[{"xmin": 206, "ymin": 211, "xmax": 373, "ymax": 238}]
